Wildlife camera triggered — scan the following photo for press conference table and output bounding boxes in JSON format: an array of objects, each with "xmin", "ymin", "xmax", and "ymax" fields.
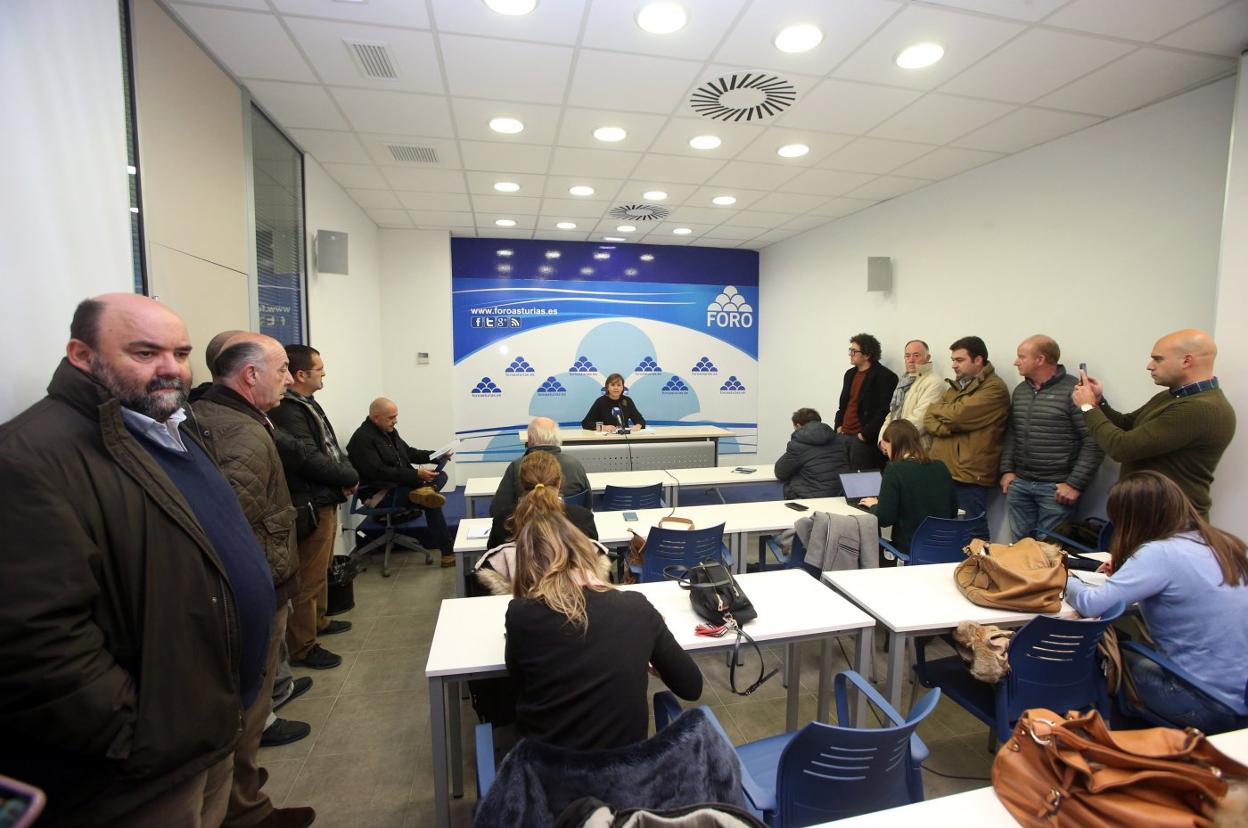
[{"xmin": 426, "ymin": 569, "xmax": 877, "ymax": 828}]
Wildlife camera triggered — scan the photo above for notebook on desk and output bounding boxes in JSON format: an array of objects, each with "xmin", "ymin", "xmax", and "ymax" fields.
[{"xmin": 839, "ymin": 471, "xmax": 882, "ymax": 509}]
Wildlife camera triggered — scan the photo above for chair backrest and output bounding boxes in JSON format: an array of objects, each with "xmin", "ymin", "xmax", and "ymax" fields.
[
  {"xmin": 562, "ymin": 489, "xmax": 590, "ymax": 508},
  {"xmin": 907, "ymin": 514, "xmax": 982, "ymax": 565},
  {"xmin": 640, "ymin": 523, "xmax": 726, "ymax": 583},
  {"xmin": 1096, "ymin": 521, "xmax": 1115, "ymax": 551},
  {"xmin": 600, "ymin": 483, "xmax": 664, "ymax": 511},
  {"xmin": 787, "ymin": 535, "xmax": 808, "ymax": 571},
  {"xmin": 776, "ymin": 687, "xmax": 940, "ymax": 825}
]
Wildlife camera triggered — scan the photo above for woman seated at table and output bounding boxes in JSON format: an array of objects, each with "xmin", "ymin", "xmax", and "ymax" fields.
[
  {"xmin": 505, "ymin": 510, "xmax": 703, "ymax": 749},
  {"xmin": 858, "ymin": 419, "xmax": 957, "ymax": 566},
  {"xmin": 1065, "ymin": 471, "xmax": 1248, "ymax": 732},
  {"xmin": 581, "ymin": 373, "xmax": 646, "ymax": 430},
  {"xmin": 485, "ymin": 451, "xmax": 597, "ymax": 549}
]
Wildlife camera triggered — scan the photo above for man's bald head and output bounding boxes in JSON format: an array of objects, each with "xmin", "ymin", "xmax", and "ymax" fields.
[
  {"xmin": 206, "ymin": 329, "xmax": 245, "ymax": 378},
  {"xmin": 1148, "ymin": 329, "xmax": 1217, "ymax": 389},
  {"xmin": 527, "ymin": 416, "xmax": 560, "ymax": 447},
  {"xmin": 369, "ymin": 397, "xmax": 399, "ymax": 432}
]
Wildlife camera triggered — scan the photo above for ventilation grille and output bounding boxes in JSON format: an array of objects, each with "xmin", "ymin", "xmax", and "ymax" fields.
[
  {"xmin": 346, "ymin": 40, "xmax": 398, "ymax": 80},
  {"xmin": 387, "ymin": 144, "xmax": 439, "ymax": 164},
  {"xmin": 608, "ymin": 203, "xmax": 670, "ymax": 221},
  {"xmin": 690, "ymin": 73, "xmax": 796, "ymax": 122}
]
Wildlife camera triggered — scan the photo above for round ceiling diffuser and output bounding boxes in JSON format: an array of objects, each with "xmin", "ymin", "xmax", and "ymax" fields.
[
  {"xmin": 690, "ymin": 73, "xmax": 796, "ymax": 122},
  {"xmin": 608, "ymin": 203, "xmax": 671, "ymax": 221}
]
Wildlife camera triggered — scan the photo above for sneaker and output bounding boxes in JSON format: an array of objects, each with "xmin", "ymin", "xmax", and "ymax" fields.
[
  {"xmin": 318, "ymin": 619, "xmax": 352, "ymax": 636},
  {"xmin": 260, "ymin": 718, "xmax": 311, "ymax": 748},
  {"xmin": 441, "ymin": 554, "xmax": 456, "ymax": 568},
  {"xmin": 274, "ymin": 676, "xmax": 313, "ymax": 711},
  {"xmin": 256, "ymin": 807, "xmax": 316, "ymax": 828},
  {"xmin": 289, "ymin": 644, "xmax": 342, "ymax": 670},
  {"xmin": 409, "ymin": 486, "xmax": 447, "ymax": 509}
]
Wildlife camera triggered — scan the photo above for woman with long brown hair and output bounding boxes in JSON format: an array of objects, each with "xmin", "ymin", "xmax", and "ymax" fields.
[
  {"xmin": 859, "ymin": 419, "xmax": 957, "ymax": 564},
  {"xmin": 1065, "ymin": 471, "xmax": 1248, "ymax": 730},
  {"xmin": 504, "ymin": 511, "xmax": 702, "ymax": 749}
]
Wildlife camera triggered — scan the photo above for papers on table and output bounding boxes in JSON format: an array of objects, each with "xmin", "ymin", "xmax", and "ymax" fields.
[
  {"xmin": 466, "ymin": 523, "xmax": 491, "ymax": 540},
  {"xmin": 1070, "ymin": 570, "xmax": 1108, "ymax": 587}
]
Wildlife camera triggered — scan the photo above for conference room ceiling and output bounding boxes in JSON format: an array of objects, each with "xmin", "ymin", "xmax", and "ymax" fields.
[{"xmin": 164, "ymin": 0, "xmax": 1243, "ymax": 250}]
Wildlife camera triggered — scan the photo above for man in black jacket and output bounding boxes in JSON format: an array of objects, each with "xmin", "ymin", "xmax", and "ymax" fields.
[
  {"xmin": 835, "ymin": 333, "xmax": 899, "ymax": 470},
  {"xmin": 775, "ymin": 408, "xmax": 852, "ymax": 498},
  {"xmin": 270, "ymin": 344, "xmax": 359, "ymax": 670},
  {"xmin": 347, "ymin": 397, "xmax": 455, "ymax": 567}
]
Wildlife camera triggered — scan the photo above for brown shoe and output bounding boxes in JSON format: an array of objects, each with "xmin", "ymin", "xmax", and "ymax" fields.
[
  {"xmin": 256, "ymin": 806, "xmax": 316, "ymax": 828},
  {"xmin": 409, "ymin": 486, "xmax": 447, "ymax": 509},
  {"xmin": 441, "ymin": 555, "xmax": 456, "ymax": 568}
]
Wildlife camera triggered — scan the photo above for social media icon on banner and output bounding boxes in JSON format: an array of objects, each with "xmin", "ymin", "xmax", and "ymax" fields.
[{"xmin": 472, "ymin": 317, "xmax": 483, "ymax": 328}]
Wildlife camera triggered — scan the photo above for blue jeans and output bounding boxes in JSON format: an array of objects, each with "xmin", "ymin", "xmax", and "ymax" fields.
[
  {"xmin": 954, "ymin": 482, "xmax": 991, "ymax": 542},
  {"xmin": 1005, "ymin": 478, "xmax": 1074, "ymax": 543},
  {"xmin": 1124, "ymin": 650, "xmax": 1242, "ymax": 733}
]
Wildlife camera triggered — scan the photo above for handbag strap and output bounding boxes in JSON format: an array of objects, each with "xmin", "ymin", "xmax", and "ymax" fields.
[
  {"xmin": 725, "ymin": 617, "xmax": 779, "ymax": 697},
  {"xmin": 658, "ymin": 516, "xmax": 695, "ymax": 529}
]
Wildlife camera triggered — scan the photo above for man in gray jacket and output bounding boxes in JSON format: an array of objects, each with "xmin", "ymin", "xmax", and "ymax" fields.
[
  {"xmin": 999, "ymin": 335, "xmax": 1104, "ymax": 542},
  {"xmin": 775, "ymin": 408, "xmax": 852, "ymax": 498},
  {"xmin": 491, "ymin": 416, "xmax": 590, "ymax": 516}
]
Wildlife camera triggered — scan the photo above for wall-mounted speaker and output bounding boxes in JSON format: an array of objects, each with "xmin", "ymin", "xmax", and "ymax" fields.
[
  {"xmin": 315, "ymin": 230, "xmax": 349, "ymax": 275},
  {"xmin": 867, "ymin": 256, "xmax": 892, "ymax": 292}
]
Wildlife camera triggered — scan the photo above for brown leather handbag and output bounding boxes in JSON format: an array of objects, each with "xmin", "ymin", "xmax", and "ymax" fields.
[
  {"xmin": 992, "ymin": 708, "xmax": 1248, "ymax": 827},
  {"xmin": 954, "ymin": 538, "xmax": 1066, "ymax": 613}
]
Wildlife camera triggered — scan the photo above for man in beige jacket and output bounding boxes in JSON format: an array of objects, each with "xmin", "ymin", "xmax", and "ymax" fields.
[{"xmin": 879, "ymin": 339, "xmax": 945, "ymax": 448}]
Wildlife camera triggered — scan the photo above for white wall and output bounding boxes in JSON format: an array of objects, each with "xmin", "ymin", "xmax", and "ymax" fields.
[
  {"xmin": 760, "ymin": 78, "xmax": 1235, "ymax": 533},
  {"xmin": 0, "ymin": 0, "xmax": 133, "ymax": 420}
]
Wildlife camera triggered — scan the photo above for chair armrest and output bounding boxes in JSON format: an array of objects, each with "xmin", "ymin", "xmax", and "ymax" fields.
[
  {"xmin": 878, "ymin": 537, "xmax": 910, "ymax": 563},
  {"xmin": 763, "ymin": 536, "xmax": 789, "ymax": 568},
  {"xmin": 696, "ymin": 706, "xmax": 769, "ymax": 810},
  {"xmin": 909, "ymin": 732, "xmax": 930, "ymax": 765},
  {"xmin": 475, "ymin": 723, "xmax": 496, "ymax": 796},
  {"xmin": 834, "ymin": 670, "xmax": 907, "ymax": 728},
  {"xmin": 1118, "ymin": 641, "xmax": 1222, "ymax": 700}
]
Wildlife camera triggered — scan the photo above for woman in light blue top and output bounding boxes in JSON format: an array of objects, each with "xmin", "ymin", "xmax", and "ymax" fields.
[{"xmin": 1065, "ymin": 471, "xmax": 1248, "ymax": 732}]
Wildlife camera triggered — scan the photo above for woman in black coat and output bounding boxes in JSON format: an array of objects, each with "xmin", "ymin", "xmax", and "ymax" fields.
[{"xmin": 581, "ymin": 373, "xmax": 645, "ymax": 430}]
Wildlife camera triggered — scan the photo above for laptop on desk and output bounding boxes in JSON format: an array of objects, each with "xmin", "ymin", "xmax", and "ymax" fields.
[{"xmin": 839, "ymin": 471, "xmax": 882, "ymax": 510}]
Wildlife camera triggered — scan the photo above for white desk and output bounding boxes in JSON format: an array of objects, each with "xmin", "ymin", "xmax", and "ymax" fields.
[
  {"xmin": 427, "ymin": 569, "xmax": 876, "ymax": 828},
  {"xmin": 826, "ymin": 726, "xmax": 1248, "ymax": 826},
  {"xmin": 521, "ymin": 426, "xmax": 737, "ymax": 471},
  {"xmin": 523, "ymin": 425, "xmax": 736, "ymax": 445},
  {"xmin": 823, "ymin": 563, "xmax": 1083, "ymax": 711}
]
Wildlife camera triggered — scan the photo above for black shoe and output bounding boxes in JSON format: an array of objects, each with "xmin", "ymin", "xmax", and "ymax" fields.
[
  {"xmin": 318, "ymin": 619, "xmax": 352, "ymax": 636},
  {"xmin": 274, "ymin": 676, "xmax": 313, "ymax": 711},
  {"xmin": 260, "ymin": 718, "xmax": 311, "ymax": 747},
  {"xmin": 289, "ymin": 644, "xmax": 342, "ymax": 670}
]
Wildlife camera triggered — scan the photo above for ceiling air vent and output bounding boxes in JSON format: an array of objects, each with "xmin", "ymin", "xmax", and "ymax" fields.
[
  {"xmin": 387, "ymin": 144, "xmax": 439, "ymax": 163},
  {"xmin": 690, "ymin": 73, "xmax": 796, "ymax": 122},
  {"xmin": 345, "ymin": 39, "xmax": 398, "ymax": 80},
  {"xmin": 608, "ymin": 203, "xmax": 670, "ymax": 221}
]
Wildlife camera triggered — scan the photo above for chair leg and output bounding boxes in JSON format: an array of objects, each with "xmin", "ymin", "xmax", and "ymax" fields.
[
  {"xmin": 986, "ymin": 728, "xmax": 997, "ymax": 754},
  {"xmin": 382, "ymin": 536, "xmax": 394, "ymax": 577}
]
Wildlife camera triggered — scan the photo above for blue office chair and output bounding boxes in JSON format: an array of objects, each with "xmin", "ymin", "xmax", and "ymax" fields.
[
  {"xmin": 760, "ymin": 534, "xmax": 813, "ymax": 575},
  {"xmin": 562, "ymin": 488, "xmax": 591, "ymax": 508},
  {"xmin": 656, "ymin": 673, "xmax": 940, "ymax": 827},
  {"xmin": 346, "ymin": 492, "xmax": 429, "ymax": 577},
  {"xmin": 599, "ymin": 483, "xmax": 665, "ymax": 511},
  {"xmin": 913, "ymin": 601, "xmax": 1125, "ymax": 746},
  {"xmin": 1037, "ymin": 517, "xmax": 1114, "ymax": 555},
  {"xmin": 1115, "ymin": 640, "xmax": 1248, "ymax": 734},
  {"xmin": 636, "ymin": 522, "xmax": 730, "ymax": 583},
  {"xmin": 880, "ymin": 513, "xmax": 984, "ymax": 566}
]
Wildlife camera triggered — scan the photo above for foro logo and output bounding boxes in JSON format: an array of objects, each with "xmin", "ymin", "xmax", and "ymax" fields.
[{"xmin": 706, "ymin": 285, "xmax": 754, "ymax": 328}]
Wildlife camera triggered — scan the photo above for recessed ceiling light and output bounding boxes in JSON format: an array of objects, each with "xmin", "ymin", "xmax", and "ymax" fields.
[
  {"xmin": 624, "ymin": 267, "xmax": 639, "ymax": 276},
  {"xmin": 640, "ymin": 253, "xmax": 655, "ymax": 262},
  {"xmin": 636, "ymin": 2, "xmax": 687, "ymax": 34},
  {"xmin": 777, "ymin": 143, "xmax": 809, "ymax": 158},
  {"xmin": 569, "ymin": 185, "xmax": 595, "ymax": 196},
  {"xmin": 774, "ymin": 24, "xmax": 823, "ymax": 54},
  {"xmin": 483, "ymin": 0, "xmax": 537, "ymax": 16},
  {"xmin": 896, "ymin": 42, "xmax": 944, "ymax": 69},
  {"xmin": 495, "ymin": 219, "xmax": 517, "ymax": 227},
  {"xmin": 616, "ymin": 225, "xmax": 637, "ymax": 233},
  {"xmin": 712, "ymin": 195, "xmax": 736, "ymax": 206},
  {"xmin": 689, "ymin": 135, "xmax": 721, "ymax": 150},
  {"xmin": 594, "ymin": 252, "xmax": 611, "ymax": 260},
  {"xmin": 593, "ymin": 126, "xmax": 627, "ymax": 142},
  {"xmin": 556, "ymin": 221, "xmax": 577, "ymax": 230},
  {"xmin": 580, "ymin": 267, "xmax": 594, "ymax": 275},
  {"xmin": 545, "ymin": 250, "xmax": 561, "ymax": 258},
  {"xmin": 643, "ymin": 190, "xmax": 668, "ymax": 201},
  {"xmin": 489, "ymin": 117, "xmax": 524, "ymax": 134},
  {"xmin": 539, "ymin": 265, "xmax": 554, "ymax": 274},
  {"xmin": 496, "ymin": 249, "xmax": 514, "ymax": 257},
  {"xmin": 494, "ymin": 181, "xmax": 520, "ymax": 192},
  {"xmin": 673, "ymin": 227, "xmax": 692, "ymax": 235},
  {"xmin": 603, "ymin": 236, "xmax": 626, "ymax": 242}
]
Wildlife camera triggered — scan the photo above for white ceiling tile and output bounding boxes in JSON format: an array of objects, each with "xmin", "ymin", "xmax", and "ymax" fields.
[
  {"xmin": 670, "ymin": 206, "xmax": 740, "ymax": 224},
  {"xmin": 473, "ymin": 228, "xmax": 535, "ymax": 238},
  {"xmin": 356, "ymin": 134, "xmax": 463, "ymax": 168},
  {"xmin": 732, "ymin": 209, "xmax": 795, "ymax": 226},
  {"xmin": 590, "ymin": 219, "xmax": 651, "ymax": 236},
  {"xmin": 170, "ymin": 6, "xmax": 316, "ymax": 82},
  {"xmin": 748, "ymin": 192, "xmax": 834, "ymax": 214},
  {"xmin": 640, "ymin": 235, "xmax": 694, "ymax": 245},
  {"xmin": 346, "ymin": 189, "xmax": 402, "ymax": 210},
  {"xmin": 688, "ymin": 237, "xmax": 742, "ymax": 248},
  {"xmin": 581, "ymin": 0, "xmax": 749, "ymax": 60},
  {"xmin": 429, "ymin": 0, "xmax": 583, "ymax": 44},
  {"xmin": 366, "ymin": 208, "xmax": 413, "ymax": 227},
  {"xmin": 1045, "ymin": 0, "xmax": 1230, "ymax": 42},
  {"xmin": 818, "ymin": 137, "xmax": 936, "ymax": 174},
  {"xmin": 613, "ymin": 181, "xmax": 700, "ymax": 204},
  {"xmin": 632, "ymin": 154, "xmax": 726, "ymax": 185},
  {"xmin": 549, "ymin": 147, "xmax": 642, "ymax": 179},
  {"xmin": 779, "ymin": 79, "xmax": 921, "ymax": 134},
  {"xmin": 751, "ymin": 229, "xmax": 798, "ymax": 245},
  {"xmin": 707, "ymin": 160, "xmax": 803, "ymax": 189},
  {"xmin": 380, "ymin": 167, "xmax": 467, "ymax": 191},
  {"xmin": 395, "ymin": 192, "xmax": 473, "ymax": 212},
  {"xmin": 542, "ymin": 176, "xmax": 625, "ymax": 199},
  {"xmin": 952, "ymin": 106, "xmax": 1102, "ymax": 153},
  {"xmin": 734, "ymin": 127, "xmax": 855, "ymax": 165},
  {"xmin": 1158, "ymin": 2, "xmax": 1248, "ymax": 57},
  {"xmin": 287, "ymin": 128, "xmax": 371, "ymax": 163},
  {"xmin": 458, "ymin": 141, "xmax": 552, "ymax": 174},
  {"xmin": 567, "ymin": 50, "xmax": 706, "ymax": 114},
  {"xmin": 834, "ymin": 5, "xmax": 1024, "ymax": 91},
  {"xmin": 555, "ymin": 109, "xmax": 668, "ymax": 152},
  {"xmin": 470, "ymin": 195, "xmax": 543, "ymax": 214},
  {"xmin": 638, "ymin": 221, "xmax": 718, "ymax": 237},
  {"xmin": 330, "ymin": 88, "xmax": 455, "ymax": 136},
  {"xmin": 686, "ymin": 187, "xmax": 769, "ymax": 210},
  {"xmin": 537, "ymin": 198, "xmax": 613, "ymax": 219},
  {"xmin": 532, "ymin": 231, "xmax": 593, "ymax": 242},
  {"xmin": 845, "ymin": 175, "xmax": 930, "ymax": 200},
  {"xmin": 780, "ymin": 168, "xmax": 877, "ymax": 196},
  {"xmin": 246, "ymin": 80, "xmax": 349, "ymax": 130},
  {"xmin": 464, "ymin": 171, "xmax": 548, "ymax": 196},
  {"xmin": 647, "ymin": 117, "xmax": 767, "ymax": 159},
  {"xmin": 919, "ymin": 0, "xmax": 1068, "ymax": 22},
  {"xmin": 171, "ymin": 0, "xmax": 269, "ymax": 10},
  {"xmin": 940, "ymin": 29, "xmax": 1135, "ymax": 104},
  {"xmin": 1034, "ymin": 48, "xmax": 1234, "ymax": 116},
  {"xmin": 406, "ymin": 210, "xmax": 475, "ymax": 227},
  {"xmin": 475, "ymin": 213, "xmax": 538, "ymax": 229},
  {"xmin": 869, "ymin": 94, "xmax": 1015, "ymax": 144},
  {"xmin": 283, "ymin": 18, "xmax": 442, "ymax": 94},
  {"xmin": 321, "ymin": 162, "xmax": 389, "ymax": 189},
  {"xmin": 807, "ymin": 197, "xmax": 877, "ymax": 217},
  {"xmin": 714, "ymin": 0, "xmax": 902, "ymax": 76},
  {"xmin": 440, "ymin": 35, "xmax": 574, "ymax": 104},
  {"xmin": 450, "ymin": 98, "xmax": 561, "ymax": 145},
  {"xmin": 271, "ymin": 0, "xmax": 428, "ymax": 26},
  {"xmin": 780, "ymin": 214, "xmax": 833, "ymax": 232},
  {"xmin": 889, "ymin": 146, "xmax": 1003, "ymax": 179}
]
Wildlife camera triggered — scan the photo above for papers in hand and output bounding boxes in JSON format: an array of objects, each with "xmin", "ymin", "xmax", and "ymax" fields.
[
  {"xmin": 1071, "ymin": 570, "xmax": 1108, "ymax": 587},
  {"xmin": 431, "ymin": 439, "xmax": 461, "ymax": 460},
  {"xmin": 466, "ymin": 523, "xmax": 491, "ymax": 540}
]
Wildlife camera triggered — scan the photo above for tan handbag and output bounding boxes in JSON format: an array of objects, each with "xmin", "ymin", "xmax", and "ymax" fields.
[
  {"xmin": 624, "ymin": 516, "xmax": 694, "ymax": 584},
  {"xmin": 992, "ymin": 707, "xmax": 1248, "ymax": 827},
  {"xmin": 954, "ymin": 538, "xmax": 1066, "ymax": 613}
]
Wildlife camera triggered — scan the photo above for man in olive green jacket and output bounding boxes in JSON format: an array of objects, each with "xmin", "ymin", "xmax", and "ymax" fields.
[{"xmin": 925, "ymin": 335, "xmax": 1011, "ymax": 541}]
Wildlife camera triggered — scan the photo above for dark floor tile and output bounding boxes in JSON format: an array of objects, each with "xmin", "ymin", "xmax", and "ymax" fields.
[{"xmin": 258, "ymin": 758, "xmax": 305, "ymax": 809}]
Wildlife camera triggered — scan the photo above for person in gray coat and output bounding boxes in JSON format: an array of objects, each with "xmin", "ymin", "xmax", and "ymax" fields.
[
  {"xmin": 999, "ymin": 335, "xmax": 1104, "ymax": 541},
  {"xmin": 775, "ymin": 408, "xmax": 853, "ymax": 499},
  {"xmin": 491, "ymin": 416, "xmax": 591, "ymax": 517}
]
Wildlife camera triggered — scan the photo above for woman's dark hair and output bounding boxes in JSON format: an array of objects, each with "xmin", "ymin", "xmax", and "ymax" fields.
[
  {"xmin": 604, "ymin": 373, "xmax": 625, "ymax": 390},
  {"xmin": 1106, "ymin": 471, "xmax": 1248, "ymax": 586},
  {"xmin": 850, "ymin": 333, "xmax": 881, "ymax": 362},
  {"xmin": 791, "ymin": 408, "xmax": 821, "ymax": 427},
  {"xmin": 880, "ymin": 419, "xmax": 930, "ymax": 463}
]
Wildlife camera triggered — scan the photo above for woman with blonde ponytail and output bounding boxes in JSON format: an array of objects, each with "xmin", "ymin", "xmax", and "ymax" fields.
[
  {"xmin": 505, "ymin": 511, "xmax": 702, "ymax": 749},
  {"xmin": 486, "ymin": 450, "xmax": 597, "ymax": 549}
]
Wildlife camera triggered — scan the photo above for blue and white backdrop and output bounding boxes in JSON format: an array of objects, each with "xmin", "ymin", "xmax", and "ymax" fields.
[{"xmin": 451, "ymin": 238, "xmax": 759, "ymax": 466}]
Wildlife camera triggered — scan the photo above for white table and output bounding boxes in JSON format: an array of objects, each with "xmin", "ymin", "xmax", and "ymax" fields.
[
  {"xmin": 825, "ymin": 726, "xmax": 1248, "ymax": 826},
  {"xmin": 426, "ymin": 569, "xmax": 876, "ymax": 828},
  {"xmin": 524, "ymin": 425, "xmax": 736, "ymax": 445},
  {"xmin": 521, "ymin": 426, "xmax": 737, "ymax": 471}
]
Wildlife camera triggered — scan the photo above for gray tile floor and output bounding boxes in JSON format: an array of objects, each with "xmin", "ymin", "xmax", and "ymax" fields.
[{"xmin": 261, "ymin": 549, "xmax": 997, "ymax": 827}]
